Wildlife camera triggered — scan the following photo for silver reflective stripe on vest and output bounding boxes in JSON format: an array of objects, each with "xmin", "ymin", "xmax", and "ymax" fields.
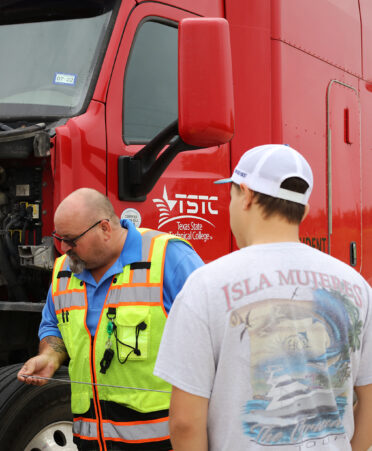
[
  {"xmin": 131, "ymin": 268, "xmax": 148, "ymax": 284},
  {"xmin": 108, "ymin": 285, "xmax": 161, "ymax": 303},
  {"xmin": 57, "ymin": 276, "xmax": 70, "ymax": 293},
  {"xmin": 131, "ymin": 230, "xmax": 163, "ymax": 284},
  {"xmin": 140, "ymin": 230, "xmax": 163, "ymax": 260},
  {"xmin": 73, "ymin": 418, "xmax": 98, "ymax": 438},
  {"xmin": 102, "ymin": 418, "xmax": 169, "ymax": 441},
  {"xmin": 54, "ymin": 258, "xmax": 86, "ymax": 310},
  {"xmin": 54, "ymin": 291, "xmax": 86, "ymax": 311}
]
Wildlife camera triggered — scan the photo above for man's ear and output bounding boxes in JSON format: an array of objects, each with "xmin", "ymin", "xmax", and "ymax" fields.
[
  {"xmin": 240, "ymin": 183, "xmax": 254, "ymax": 210},
  {"xmin": 301, "ymin": 204, "xmax": 310, "ymax": 222},
  {"xmin": 101, "ymin": 219, "xmax": 112, "ymax": 234}
]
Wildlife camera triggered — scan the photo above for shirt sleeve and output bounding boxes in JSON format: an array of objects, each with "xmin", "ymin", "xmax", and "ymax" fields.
[
  {"xmin": 162, "ymin": 240, "xmax": 204, "ymax": 313},
  {"xmin": 155, "ymin": 270, "xmax": 214, "ymax": 398},
  {"xmin": 355, "ymin": 282, "xmax": 372, "ymax": 386},
  {"xmin": 38, "ymin": 285, "xmax": 62, "ymax": 341}
]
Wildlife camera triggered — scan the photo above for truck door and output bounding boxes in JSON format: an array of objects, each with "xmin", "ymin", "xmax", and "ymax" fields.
[
  {"xmin": 327, "ymin": 80, "xmax": 361, "ymax": 270},
  {"xmin": 105, "ymin": 3, "xmax": 231, "ymax": 262}
]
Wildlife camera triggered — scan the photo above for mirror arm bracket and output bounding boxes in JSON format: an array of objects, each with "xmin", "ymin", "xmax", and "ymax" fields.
[{"xmin": 118, "ymin": 120, "xmax": 200, "ymax": 201}]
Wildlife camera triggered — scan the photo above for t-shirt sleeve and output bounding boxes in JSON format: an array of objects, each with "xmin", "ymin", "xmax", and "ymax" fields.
[
  {"xmin": 155, "ymin": 271, "xmax": 214, "ymax": 398},
  {"xmin": 162, "ymin": 240, "xmax": 204, "ymax": 313},
  {"xmin": 38, "ymin": 285, "xmax": 62, "ymax": 341},
  {"xmin": 355, "ymin": 282, "xmax": 372, "ymax": 386}
]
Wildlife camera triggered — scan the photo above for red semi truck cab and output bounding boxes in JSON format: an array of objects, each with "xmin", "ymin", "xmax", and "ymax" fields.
[{"xmin": 1, "ymin": 0, "xmax": 372, "ymax": 448}]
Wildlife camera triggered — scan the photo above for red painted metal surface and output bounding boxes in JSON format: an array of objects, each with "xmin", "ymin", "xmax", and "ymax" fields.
[
  {"xmin": 267, "ymin": 0, "xmax": 369, "ymax": 277},
  {"xmin": 225, "ymin": 0, "xmax": 272, "ymax": 170},
  {"xmin": 271, "ymin": 0, "xmax": 362, "ymax": 77},
  {"xmin": 357, "ymin": 0, "xmax": 372, "ymax": 83},
  {"xmin": 178, "ymin": 18, "xmax": 234, "ymax": 147},
  {"xmin": 360, "ymin": 82, "xmax": 372, "ymax": 285},
  {"xmin": 46, "ymin": 0, "xmax": 372, "ymax": 274},
  {"xmin": 92, "ymin": 0, "xmax": 137, "ymax": 103},
  {"xmin": 53, "ymin": 100, "xmax": 107, "ymax": 216},
  {"xmin": 136, "ymin": 0, "xmax": 224, "ymax": 18},
  {"xmin": 270, "ymin": 39, "xmax": 330, "ymax": 250},
  {"xmin": 328, "ymin": 81, "xmax": 361, "ymax": 270},
  {"xmin": 104, "ymin": 1, "xmax": 230, "ymax": 261}
]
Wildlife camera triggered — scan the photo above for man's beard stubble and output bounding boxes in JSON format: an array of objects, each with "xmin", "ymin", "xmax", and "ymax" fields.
[{"xmin": 67, "ymin": 251, "xmax": 86, "ymax": 274}]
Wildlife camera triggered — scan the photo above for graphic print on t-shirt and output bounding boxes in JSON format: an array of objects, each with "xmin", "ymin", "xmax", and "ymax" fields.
[{"xmin": 230, "ymin": 288, "xmax": 362, "ymax": 447}]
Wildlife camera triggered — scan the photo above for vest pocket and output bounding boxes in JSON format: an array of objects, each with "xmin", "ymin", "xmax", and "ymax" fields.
[
  {"xmin": 57, "ymin": 311, "xmax": 73, "ymax": 354},
  {"xmin": 115, "ymin": 306, "xmax": 150, "ymax": 361}
]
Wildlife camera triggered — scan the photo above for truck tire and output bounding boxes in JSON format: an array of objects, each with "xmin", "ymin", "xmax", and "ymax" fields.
[{"xmin": 0, "ymin": 363, "xmax": 77, "ymax": 451}]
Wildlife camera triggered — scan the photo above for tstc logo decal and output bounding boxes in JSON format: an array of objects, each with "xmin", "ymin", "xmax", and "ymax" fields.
[{"xmin": 152, "ymin": 186, "xmax": 218, "ymax": 229}]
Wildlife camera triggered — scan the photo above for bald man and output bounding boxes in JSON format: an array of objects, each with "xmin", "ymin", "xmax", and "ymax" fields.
[{"xmin": 18, "ymin": 188, "xmax": 203, "ymax": 451}]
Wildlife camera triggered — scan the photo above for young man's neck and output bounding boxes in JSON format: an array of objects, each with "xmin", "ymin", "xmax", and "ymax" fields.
[{"xmin": 242, "ymin": 215, "xmax": 300, "ymax": 247}]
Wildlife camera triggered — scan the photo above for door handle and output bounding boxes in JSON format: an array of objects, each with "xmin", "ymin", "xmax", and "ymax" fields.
[{"xmin": 350, "ymin": 241, "xmax": 357, "ymax": 267}]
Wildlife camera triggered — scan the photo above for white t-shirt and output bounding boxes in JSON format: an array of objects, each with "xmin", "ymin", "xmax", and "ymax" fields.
[{"xmin": 154, "ymin": 242, "xmax": 372, "ymax": 451}]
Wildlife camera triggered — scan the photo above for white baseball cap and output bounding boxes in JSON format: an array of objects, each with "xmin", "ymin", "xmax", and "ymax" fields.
[{"xmin": 215, "ymin": 144, "xmax": 313, "ymax": 205}]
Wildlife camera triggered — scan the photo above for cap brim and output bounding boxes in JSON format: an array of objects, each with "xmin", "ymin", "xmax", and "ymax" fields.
[{"xmin": 214, "ymin": 177, "xmax": 233, "ymax": 184}]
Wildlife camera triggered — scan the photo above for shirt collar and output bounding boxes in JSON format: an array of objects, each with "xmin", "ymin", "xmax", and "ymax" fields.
[{"xmin": 118, "ymin": 219, "xmax": 142, "ymax": 267}]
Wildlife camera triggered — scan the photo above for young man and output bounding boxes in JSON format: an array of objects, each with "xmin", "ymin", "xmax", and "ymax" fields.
[
  {"xmin": 154, "ymin": 144, "xmax": 372, "ymax": 451},
  {"xmin": 18, "ymin": 187, "xmax": 203, "ymax": 450}
]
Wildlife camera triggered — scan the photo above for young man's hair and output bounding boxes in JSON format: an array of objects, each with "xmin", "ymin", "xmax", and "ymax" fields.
[{"xmin": 251, "ymin": 177, "xmax": 309, "ymax": 224}]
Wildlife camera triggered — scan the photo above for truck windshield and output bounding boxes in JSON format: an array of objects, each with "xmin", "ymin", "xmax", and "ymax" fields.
[{"xmin": 0, "ymin": 0, "xmax": 117, "ymax": 119}]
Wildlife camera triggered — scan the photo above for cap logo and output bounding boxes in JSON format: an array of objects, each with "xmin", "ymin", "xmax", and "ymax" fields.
[{"xmin": 234, "ymin": 169, "xmax": 247, "ymax": 178}]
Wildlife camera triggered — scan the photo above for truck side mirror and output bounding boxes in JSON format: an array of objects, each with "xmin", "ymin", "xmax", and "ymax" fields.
[
  {"xmin": 118, "ymin": 18, "xmax": 235, "ymax": 201},
  {"xmin": 178, "ymin": 18, "xmax": 235, "ymax": 147}
]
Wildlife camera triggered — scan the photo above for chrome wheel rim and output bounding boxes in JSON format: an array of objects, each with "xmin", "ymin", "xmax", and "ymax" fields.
[{"xmin": 24, "ymin": 421, "xmax": 77, "ymax": 450}]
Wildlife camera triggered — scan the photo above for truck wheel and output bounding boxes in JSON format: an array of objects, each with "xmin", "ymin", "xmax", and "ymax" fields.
[{"xmin": 0, "ymin": 363, "xmax": 77, "ymax": 451}]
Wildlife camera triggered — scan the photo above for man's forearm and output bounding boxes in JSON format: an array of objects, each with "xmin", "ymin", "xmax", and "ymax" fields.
[
  {"xmin": 18, "ymin": 336, "xmax": 68, "ymax": 385},
  {"xmin": 170, "ymin": 427, "xmax": 208, "ymax": 451},
  {"xmin": 351, "ymin": 384, "xmax": 372, "ymax": 450},
  {"xmin": 169, "ymin": 387, "xmax": 209, "ymax": 451},
  {"xmin": 39, "ymin": 336, "xmax": 68, "ymax": 369}
]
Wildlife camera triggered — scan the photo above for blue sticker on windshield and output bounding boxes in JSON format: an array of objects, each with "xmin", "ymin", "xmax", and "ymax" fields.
[{"xmin": 54, "ymin": 73, "xmax": 77, "ymax": 86}]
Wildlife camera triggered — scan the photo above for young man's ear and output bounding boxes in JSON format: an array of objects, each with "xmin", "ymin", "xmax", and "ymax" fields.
[{"xmin": 240, "ymin": 183, "xmax": 254, "ymax": 210}]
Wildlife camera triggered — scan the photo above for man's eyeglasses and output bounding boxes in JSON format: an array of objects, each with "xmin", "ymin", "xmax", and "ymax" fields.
[{"xmin": 52, "ymin": 219, "xmax": 109, "ymax": 248}]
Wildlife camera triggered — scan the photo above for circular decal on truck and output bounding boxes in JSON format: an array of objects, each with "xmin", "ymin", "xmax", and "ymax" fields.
[{"xmin": 121, "ymin": 208, "xmax": 141, "ymax": 227}]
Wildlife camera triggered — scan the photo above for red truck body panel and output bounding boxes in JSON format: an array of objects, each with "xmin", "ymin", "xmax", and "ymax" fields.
[
  {"xmin": 221, "ymin": 0, "xmax": 372, "ymax": 284},
  {"xmin": 11, "ymin": 0, "xmax": 372, "ymax": 280},
  {"xmin": 136, "ymin": 0, "xmax": 225, "ymax": 18}
]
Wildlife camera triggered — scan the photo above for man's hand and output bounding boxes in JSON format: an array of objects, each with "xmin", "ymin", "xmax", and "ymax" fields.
[
  {"xmin": 17, "ymin": 336, "xmax": 68, "ymax": 386},
  {"xmin": 18, "ymin": 354, "xmax": 57, "ymax": 386}
]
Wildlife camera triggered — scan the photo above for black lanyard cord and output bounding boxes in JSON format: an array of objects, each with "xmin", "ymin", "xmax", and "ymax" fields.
[{"xmin": 114, "ymin": 322, "xmax": 147, "ymax": 365}]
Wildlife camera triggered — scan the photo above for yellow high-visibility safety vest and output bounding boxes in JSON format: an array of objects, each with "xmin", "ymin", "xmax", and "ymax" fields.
[{"xmin": 51, "ymin": 229, "xmax": 191, "ymax": 444}]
